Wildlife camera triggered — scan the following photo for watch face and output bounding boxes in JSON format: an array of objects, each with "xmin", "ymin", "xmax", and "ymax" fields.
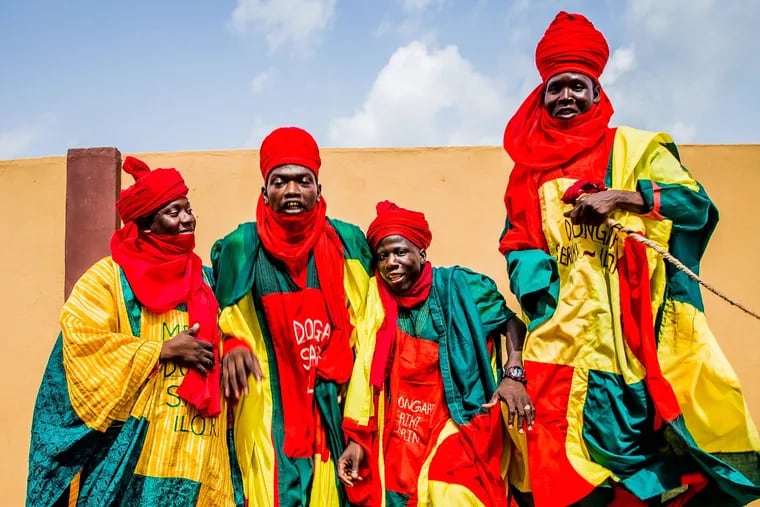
[{"xmin": 507, "ymin": 366, "xmax": 525, "ymax": 377}]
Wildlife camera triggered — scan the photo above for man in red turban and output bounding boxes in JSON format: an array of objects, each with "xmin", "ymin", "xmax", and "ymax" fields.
[
  {"xmin": 211, "ymin": 126, "xmax": 372, "ymax": 506},
  {"xmin": 28, "ymin": 156, "xmax": 240, "ymax": 505},
  {"xmin": 337, "ymin": 201, "xmax": 532, "ymax": 506},
  {"xmin": 499, "ymin": 11, "xmax": 760, "ymax": 507}
]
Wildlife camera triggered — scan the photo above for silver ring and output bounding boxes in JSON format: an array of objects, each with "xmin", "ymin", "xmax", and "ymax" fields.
[{"xmin": 524, "ymin": 405, "xmax": 532, "ymax": 411}]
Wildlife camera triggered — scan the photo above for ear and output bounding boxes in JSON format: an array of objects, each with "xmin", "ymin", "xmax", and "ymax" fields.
[
  {"xmin": 261, "ymin": 187, "xmax": 268, "ymax": 204},
  {"xmin": 593, "ymin": 82, "xmax": 601, "ymax": 103},
  {"xmin": 419, "ymin": 248, "xmax": 427, "ymax": 262},
  {"xmin": 316, "ymin": 183, "xmax": 322, "ymax": 201}
]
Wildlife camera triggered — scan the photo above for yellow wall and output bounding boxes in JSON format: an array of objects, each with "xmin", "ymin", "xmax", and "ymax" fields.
[{"xmin": 4, "ymin": 145, "xmax": 760, "ymax": 503}]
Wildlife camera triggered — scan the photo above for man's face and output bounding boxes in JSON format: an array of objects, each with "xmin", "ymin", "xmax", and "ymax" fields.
[
  {"xmin": 147, "ymin": 197, "xmax": 196, "ymax": 235},
  {"xmin": 544, "ymin": 72, "xmax": 600, "ymax": 120},
  {"xmin": 375, "ymin": 235, "xmax": 426, "ymax": 295},
  {"xmin": 263, "ymin": 164, "xmax": 321, "ymax": 214}
]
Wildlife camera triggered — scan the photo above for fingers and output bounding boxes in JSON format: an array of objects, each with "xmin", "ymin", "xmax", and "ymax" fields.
[
  {"xmin": 249, "ymin": 354, "xmax": 264, "ymax": 382},
  {"xmin": 187, "ymin": 322, "xmax": 200, "ymax": 335},
  {"xmin": 222, "ymin": 356, "xmax": 231, "ymax": 398},
  {"xmin": 481, "ymin": 394, "xmax": 499, "ymax": 409},
  {"xmin": 235, "ymin": 355, "xmax": 250, "ymax": 397}
]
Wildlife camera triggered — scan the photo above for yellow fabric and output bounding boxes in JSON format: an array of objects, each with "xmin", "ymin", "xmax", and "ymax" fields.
[
  {"xmin": 220, "ymin": 256, "xmax": 370, "ymax": 506},
  {"xmin": 220, "ymin": 295, "xmax": 276, "ymax": 506},
  {"xmin": 658, "ymin": 299, "xmax": 760, "ymax": 452},
  {"xmin": 60, "ymin": 257, "xmax": 236, "ymax": 504},
  {"xmin": 424, "ymin": 481, "xmax": 487, "ymax": 507},
  {"xmin": 345, "ymin": 277, "xmax": 530, "ymax": 501}
]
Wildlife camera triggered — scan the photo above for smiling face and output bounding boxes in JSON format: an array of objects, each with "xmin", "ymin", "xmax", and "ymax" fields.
[
  {"xmin": 375, "ymin": 235, "xmax": 426, "ymax": 295},
  {"xmin": 146, "ymin": 197, "xmax": 195, "ymax": 234},
  {"xmin": 544, "ymin": 71, "xmax": 600, "ymax": 120},
  {"xmin": 263, "ymin": 164, "xmax": 321, "ymax": 215}
]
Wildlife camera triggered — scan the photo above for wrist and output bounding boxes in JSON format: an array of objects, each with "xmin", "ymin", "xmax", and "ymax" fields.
[{"xmin": 502, "ymin": 365, "xmax": 527, "ymax": 384}]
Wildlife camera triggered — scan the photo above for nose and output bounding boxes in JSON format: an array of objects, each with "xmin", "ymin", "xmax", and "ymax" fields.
[
  {"xmin": 560, "ymin": 86, "xmax": 572, "ymax": 100},
  {"xmin": 284, "ymin": 180, "xmax": 301, "ymax": 195},
  {"xmin": 179, "ymin": 210, "xmax": 194, "ymax": 225}
]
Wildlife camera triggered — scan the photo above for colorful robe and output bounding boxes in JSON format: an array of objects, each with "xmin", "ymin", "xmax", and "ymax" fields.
[
  {"xmin": 27, "ymin": 257, "xmax": 243, "ymax": 507},
  {"xmin": 343, "ymin": 266, "xmax": 530, "ymax": 507},
  {"xmin": 501, "ymin": 126, "xmax": 760, "ymax": 506},
  {"xmin": 211, "ymin": 218, "xmax": 371, "ymax": 507}
]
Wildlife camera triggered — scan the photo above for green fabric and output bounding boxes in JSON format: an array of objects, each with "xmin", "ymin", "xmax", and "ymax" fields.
[
  {"xmin": 432, "ymin": 266, "xmax": 513, "ymax": 426},
  {"xmin": 121, "ymin": 475, "xmax": 202, "ymax": 506},
  {"xmin": 505, "ymin": 249, "xmax": 559, "ymax": 330},
  {"xmin": 211, "ymin": 222, "xmax": 261, "ymax": 309},
  {"xmin": 581, "ymin": 370, "xmax": 760, "ymax": 505},
  {"xmin": 27, "ymin": 334, "xmax": 120, "ymax": 506},
  {"xmin": 211, "ymin": 219, "xmax": 371, "ymax": 309},
  {"xmin": 385, "ymin": 490, "xmax": 410, "ymax": 506},
  {"xmin": 314, "ymin": 380, "xmax": 348, "ymax": 507}
]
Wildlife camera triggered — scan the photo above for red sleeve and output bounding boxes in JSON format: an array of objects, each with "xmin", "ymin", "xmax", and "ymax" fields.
[{"xmin": 499, "ymin": 167, "xmax": 548, "ymax": 256}]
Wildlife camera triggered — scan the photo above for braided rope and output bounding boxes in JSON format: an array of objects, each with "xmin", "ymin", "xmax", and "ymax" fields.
[{"xmin": 606, "ymin": 218, "xmax": 760, "ymax": 321}]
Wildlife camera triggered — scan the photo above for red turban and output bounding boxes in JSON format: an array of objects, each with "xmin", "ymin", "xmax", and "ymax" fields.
[
  {"xmin": 115, "ymin": 156, "xmax": 188, "ymax": 223},
  {"xmin": 366, "ymin": 201, "xmax": 432, "ymax": 251},
  {"xmin": 535, "ymin": 11, "xmax": 609, "ymax": 83},
  {"xmin": 259, "ymin": 126, "xmax": 321, "ymax": 182}
]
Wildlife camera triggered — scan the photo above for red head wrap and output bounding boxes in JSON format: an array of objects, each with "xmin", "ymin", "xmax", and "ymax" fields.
[
  {"xmin": 366, "ymin": 200, "xmax": 432, "ymax": 252},
  {"xmin": 115, "ymin": 156, "xmax": 188, "ymax": 223},
  {"xmin": 535, "ymin": 11, "xmax": 609, "ymax": 83},
  {"xmin": 502, "ymin": 11, "xmax": 614, "ymax": 171},
  {"xmin": 259, "ymin": 127, "xmax": 321, "ymax": 183}
]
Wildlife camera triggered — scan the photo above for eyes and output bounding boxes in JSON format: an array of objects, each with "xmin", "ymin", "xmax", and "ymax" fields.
[
  {"xmin": 377, "ymin": 249, "xmax": 409, "ymax": 260},
  {"xmin": 165, "ymin": 207, "xmax": 193, "ymax": 218},
  {"xmin": 547, "ymin": 82, "xmax": 588, "ymax": 94},
  {"xmin": 270, "ymin": 176, "xmax": 314, "ymax": 188}
]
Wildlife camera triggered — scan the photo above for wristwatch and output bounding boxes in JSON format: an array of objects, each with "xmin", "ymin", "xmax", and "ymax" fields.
[{"xmin": 503, "ymin": 365, "xmax": 527, "ymax": 384}]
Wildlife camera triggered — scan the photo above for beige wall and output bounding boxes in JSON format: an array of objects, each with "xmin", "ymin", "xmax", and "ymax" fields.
[{"xmin": 3, "ymin": 145, "xmax": 760, "ymax": 504}]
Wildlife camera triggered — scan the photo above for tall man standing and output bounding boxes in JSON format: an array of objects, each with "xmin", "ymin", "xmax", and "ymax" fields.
[
  {"xmin": 211, "ymin": 127, "xmax": 372, "ymax": 507},
  {"xmin": 500, "ymin": 11, "xmax": 760, "ymax": 507}
]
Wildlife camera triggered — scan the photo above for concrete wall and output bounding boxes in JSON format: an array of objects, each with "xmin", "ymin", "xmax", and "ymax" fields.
[{"xmin": 4, "ymin": 145, "xmax": 760, "ymax": 504}]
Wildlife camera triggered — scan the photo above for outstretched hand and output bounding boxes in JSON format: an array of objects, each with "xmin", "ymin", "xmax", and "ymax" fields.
[{"xmin": 483, "ymin": 377, "xmax": 535, "ymax": 433}]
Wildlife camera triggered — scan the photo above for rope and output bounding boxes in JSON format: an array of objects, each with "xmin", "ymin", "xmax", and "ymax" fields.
[{"xmin": 606, "ymin": 217, "xmax": 760, "ymax": 321}]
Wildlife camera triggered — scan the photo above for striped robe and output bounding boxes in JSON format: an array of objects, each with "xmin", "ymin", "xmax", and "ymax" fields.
[{"xmin": 27, "ymin": 257, "xmax": 242, "ymax": 506}]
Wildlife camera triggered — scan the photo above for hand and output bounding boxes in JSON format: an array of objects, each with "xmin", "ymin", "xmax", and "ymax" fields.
[
  {"xmin": 564, "ymin": 191, "xmax": 620, "ymax": 226},
  {"xmin": 483, "ymin": 377, "xmax": 535, "ymax": 433},
  {"xmin": 160, "ymin": 323, "xmax": 215, "ymax": 374},
  {"xmin": 222, "ymin": 346, "xmax": 263, "ymax": 400},
  {"xmin": 337, "ymin": 441, "xmax": 364, "ymax": 487}
]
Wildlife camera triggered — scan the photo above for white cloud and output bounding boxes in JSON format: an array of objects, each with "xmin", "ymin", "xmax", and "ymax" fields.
[
  {"xmin": 669, "ymin": 121, "xmax": 697, "ymax": 143},
  {"xmin": 601, "ymin": 46, "xmax": 635, "ymax": 87},
  {"xmin": 244, "ymin": 116, "xmax": 277, "ymax": 148},
  {"xmin": 250, "ymin": 70, "xmax": 276, "ymax": 94},
  {"xmin": 328, "ymin": 41, "xmax": 509, "ymax": 147},
  {"xmin": 602, "ymin": 0, "xmax": 760, "ymax": 142},
  {"xmin": 229, "ymin": 0, "xmax": 336, "ymax": 51}
]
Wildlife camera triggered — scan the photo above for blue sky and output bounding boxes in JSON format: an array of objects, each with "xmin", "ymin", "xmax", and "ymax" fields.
[{"xmin": 1, "ymin": 0, "xmax": 758, "ymax": 159}]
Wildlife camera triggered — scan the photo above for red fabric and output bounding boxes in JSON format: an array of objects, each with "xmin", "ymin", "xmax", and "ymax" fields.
[
  {"xmin": 255, "ymin": 194, "xmax": 354, "ymax": 386},
  {"xmin": 261, "ymin": 288, "xmax": 333, "ymax": 458},
  {"xmin": 223, "ymin": 336, "xmax": 251, "ymax": 354},
  {"xmin": 366, "ymin": 200, "xmax": 433, "ymax": 251},
  {"xmin": 343, "ymin": 409, "xmax": 383, "ymax": 506},
  {"xmin": 535, "ymin": 12, "xmax": 609, "ymax": 83},
  {"xmin": 561, "ymin": 179, "xmax": 607, "ymax": 204},
  {"xmin": 383, "ymin": 330, "xmax": 450, "ymax": 501},
  {"xmin": 498, "ymin": 129, "xmax": 615, "ymax": 257},
  {"xmin": 428, "ymin": 408, "xmax": 508, "ymax": 507},
  {"xmin": 259, "ymin": 126, "xmax": 321, "ymax": 182},
  {"xmin": 618, "ymin": 237, "xmax": 682, "ymax": 423},
  {"xmin": 115, "ymin": 156, "xmax": 189, "ymax": 223},
  {"xmin": 369, "ymin": 262, "xmax": 433, "ymax": 388},
  {"xmin": 110, "ymin": 222, "xmax": 221, "ymax": 417},
  {"xmin": 503, "ymin": 85, "xmax": 614, "ymax": 172},
  {"xmin": 525, "ymin": 361, "xmax": 595, "ymax": 507}
]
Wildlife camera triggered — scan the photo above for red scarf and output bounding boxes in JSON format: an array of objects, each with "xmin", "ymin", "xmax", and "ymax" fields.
[
  {"xmin": 503, "ymin": 84, "xmax": 614, "ymax": 171},
  {"xmin": 369, "ymin": 262, "xmax": 433, "ymax": 388},
  {"xmin": 110, "ymin": 222, "xmax": 221, "ymax": 417},
  {"xmin": 256, "ymin": 195, "xmax": 353, "ymax": 383}
]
